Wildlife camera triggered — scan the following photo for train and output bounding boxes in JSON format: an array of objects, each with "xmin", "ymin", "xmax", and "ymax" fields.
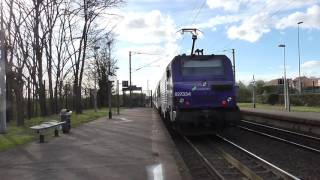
[{"xmin": 153, "ymin": 52, "xmax": 240, "ymax": 134}]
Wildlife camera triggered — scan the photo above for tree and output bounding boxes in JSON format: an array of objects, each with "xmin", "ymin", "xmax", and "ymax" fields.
[
  {"xmin": 69, "ymin": 0, "xmax": 123, "ymax": 114},
  {"xmin": 237, "ymin": 81, "xmax": 251, "ymax": 103}
]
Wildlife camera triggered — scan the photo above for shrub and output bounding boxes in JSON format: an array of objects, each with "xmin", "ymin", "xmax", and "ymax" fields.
[{"xmin": 267, "ymin": 94, "xmax": 279, "ymax": 105}]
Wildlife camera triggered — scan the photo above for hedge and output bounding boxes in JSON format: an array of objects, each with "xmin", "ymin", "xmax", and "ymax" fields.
[{"xmin": 255, "ymin": 93, "xmax": 320, "ymax": 106}]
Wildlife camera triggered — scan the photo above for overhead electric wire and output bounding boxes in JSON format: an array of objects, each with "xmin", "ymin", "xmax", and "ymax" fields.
[
  {"xmin": 190, "ymin": 0, "xmax": 207, "ymax": 26},
  {"xmin": 132, "ymin": 55, "xmax": 169, "ymax": 73}
]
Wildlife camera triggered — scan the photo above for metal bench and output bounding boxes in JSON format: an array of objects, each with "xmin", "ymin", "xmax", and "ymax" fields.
[{"xmin": 30, "ymin": 120, "xmax": 65, "ymax": 143}]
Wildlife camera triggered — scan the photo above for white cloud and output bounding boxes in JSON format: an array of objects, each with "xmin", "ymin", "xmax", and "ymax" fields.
[
  {"xmin": 227, "ymin": 13, "xmax": 271, "ymax": 42},
  {"xmin": 115, "ymin": 10, "xmax": 179, "ymax": 45},
  {"xmin": 276, "ymin": 5, "xmax": 320, "ymax": 30},
  {"xmin": 301, "ymin": 60, "xmax": 320, "ymax": 77},
  {"xmin": 302, "ymin": 60, "xmax": 320, "ymax": 69},
  {"xmin": 206, "ymin": 0, "xmax": 241, "ymax": 12},
  {"xmin": 109, "ymin": 10, "xmax": 181, "ymax": 89},
  {"xmin": 195, "ymin": 14, "xmax": 243, "ymax": 29},
  {"xmin": 198, "ymin": 1, "xmax": 320, "ymax": 42}
]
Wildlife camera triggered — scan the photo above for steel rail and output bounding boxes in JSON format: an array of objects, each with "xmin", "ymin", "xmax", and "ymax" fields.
[
  {"xmin": 241, "ymin": 120, "xmax": 320, "ymax": 141},
  {"xmin": 181, "ymin": 136, "xmax": 226, "ymax": 180},
  {"xmin": 239, "ymin": 126, "xmax": 320, "ymax": 154},
  {"xmin": 216, "ymin": 134, "xmax": 301, "ymax": 180}
]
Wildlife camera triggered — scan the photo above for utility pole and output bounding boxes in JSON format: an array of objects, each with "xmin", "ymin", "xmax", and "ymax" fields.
[
  {"xmin": 107, "ymin": 42, "xmax": 112, "ymax": 119},
  {"xmin": 129, "ymin": 51, "xmax": 132, "ymax": 107},
  {"xmin": 0, "ymin": 5, "xmax": 7, "ymax": 133},
  {"xmin": 252, "ymin": 75, "xmax": 256, "ymax": 109},
  {"xmin": 232, "ymin": 49, "xmax": 236, "ymax": 82}
]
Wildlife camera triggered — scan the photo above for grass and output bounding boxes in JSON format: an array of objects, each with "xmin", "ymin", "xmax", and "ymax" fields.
[
  {"xmin": 0, "ymin": 108, "xmax": 109, "ymax": 151},
  {"xmin": 238, "ymin": 103, "xmax": 320, "ymax": 113}
]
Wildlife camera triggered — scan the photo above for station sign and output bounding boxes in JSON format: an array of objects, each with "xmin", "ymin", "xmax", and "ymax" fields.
[{"xmin": 122, "ymin": 81, "xmax": 128, "ymax": 87}]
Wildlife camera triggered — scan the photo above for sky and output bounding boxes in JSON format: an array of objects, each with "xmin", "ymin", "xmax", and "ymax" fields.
[{"xmin": 106, "ymin": 0, "xmax": 320, "ymax": 91}]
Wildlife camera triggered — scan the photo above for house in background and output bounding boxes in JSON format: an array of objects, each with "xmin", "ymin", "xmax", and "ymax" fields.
[
  {"xmin": 292, "ymin": 76, "xmax": 320, "ymax": 91},
  {"xmin": 266, "ymin": 76, "xmax": 320, "ymax": 93}
]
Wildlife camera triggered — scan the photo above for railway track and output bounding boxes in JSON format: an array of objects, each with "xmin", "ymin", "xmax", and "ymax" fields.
[
  {"xmin": 239, "ymin": 120, "xmax": 320, "ymax": 153},
  {"xmin": 182, "ymin": 134, "xmax": 300, "ymax": 180}
]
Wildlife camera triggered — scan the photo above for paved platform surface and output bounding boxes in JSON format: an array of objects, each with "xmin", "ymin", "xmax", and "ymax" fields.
[
  {"xmin": 241, "ymin": 107, "xmax": 320, "ymax": 122},
  {"xmin": 0, "ymin": 108, "xmax": 189, "ymax": 180}
]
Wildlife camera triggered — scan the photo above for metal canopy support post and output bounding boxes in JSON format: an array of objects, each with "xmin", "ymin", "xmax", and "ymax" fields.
[{"xmin": 0, "ymin": 28, "xmax": 6, "ymax": 133}]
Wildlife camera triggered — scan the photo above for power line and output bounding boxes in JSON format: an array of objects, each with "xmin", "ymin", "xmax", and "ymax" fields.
[
  {"xmin": 133, "ymin": 55, "xmax": 169, "ymax": 73},
  {"xmin": 190, "ymin": 0, "xmax": 207, "ymax": 25}
]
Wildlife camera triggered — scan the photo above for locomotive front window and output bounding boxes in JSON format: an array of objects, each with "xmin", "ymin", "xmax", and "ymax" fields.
[{"xmin": 181, "ymin": 59, "xmax": 224, "ymax": 76}]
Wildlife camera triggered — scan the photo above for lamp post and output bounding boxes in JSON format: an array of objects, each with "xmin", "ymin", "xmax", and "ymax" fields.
[
  {"xmin": 278, "ymin": 44, "xmax": 290, "ymax": 111},
  {"xmin": 297, "ymin": 21, "xmax": 303, "ymax": 94},
  {"xmin": 129, "ymin": 51, "xmax": 132, "ymax": 107},
  {"xmin": 93, "ymin": 46, "xmax": 100, "ymax": 112},
  {"xmin": 252, "ymin": 75, "xmax": 256, "ymax": 109},
  {"xmin": 0, "ymin": 28, "xmax": 6, "ymax": 133},
  {"xmin": 107, "ymin": 41, "xmax": 112, "ymax": 119},
  {"xmin": 0, "ymin": 0, "xmax": 6, "ymax": 133}
]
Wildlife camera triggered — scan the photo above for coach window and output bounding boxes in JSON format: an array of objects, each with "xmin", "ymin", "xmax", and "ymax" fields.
[
  {"xmin": 166, "ymin": 69, "xmax": 171, "ymax": 80},
  {"xmin": 157, "ymin": 85, "xmax": 160, "ymax": 97}
]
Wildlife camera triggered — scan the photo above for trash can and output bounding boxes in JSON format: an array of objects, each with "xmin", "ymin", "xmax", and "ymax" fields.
[{"xmin": 60, "ymin": 109, "xmax": 72, "ymax": 133}]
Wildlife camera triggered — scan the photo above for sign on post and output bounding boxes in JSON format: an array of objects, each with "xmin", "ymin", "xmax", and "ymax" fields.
[{"xmin": 122, "ymin": 81, "xmax": 128, "ymax": 87}]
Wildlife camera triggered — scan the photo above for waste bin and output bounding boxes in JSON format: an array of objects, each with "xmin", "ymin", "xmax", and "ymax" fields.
[{"xmin": 60, "ymin": 109, "xmax": 72, "ymax": 133}]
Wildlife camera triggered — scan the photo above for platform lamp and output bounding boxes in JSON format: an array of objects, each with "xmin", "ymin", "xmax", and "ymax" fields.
[
  {"xmin": 297, "ymin": 21, "xmax": 303, "ymax": 94},
  {"xmin": 278, "ymin": 44, "xmax": 290, "ymax": 112}
]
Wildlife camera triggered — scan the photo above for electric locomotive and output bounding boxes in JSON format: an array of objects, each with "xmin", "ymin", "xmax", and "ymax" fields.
[{"xmin": 154, "ymin": 28, "xmax": 240, "ymax": 134}]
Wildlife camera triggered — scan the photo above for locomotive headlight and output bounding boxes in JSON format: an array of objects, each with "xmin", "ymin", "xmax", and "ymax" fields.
[
  {"xmin": 179, "ymin": 98, "xmax": 184, "ymax": 104},
  {"xmin": 227, "ymin": 97, "xmax": 232, "ymax": 102}
]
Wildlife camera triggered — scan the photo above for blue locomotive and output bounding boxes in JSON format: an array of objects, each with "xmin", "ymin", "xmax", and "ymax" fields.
[{"xmin": 153, "ymin": 53, "xmax": 240, "ymax": 134}]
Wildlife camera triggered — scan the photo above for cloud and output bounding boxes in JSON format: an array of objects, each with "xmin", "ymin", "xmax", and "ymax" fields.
[
  {"xmin": 110, "ymin": 10, "xmax": 181, "ymax": 90},
  {"xmin": 115, "ymin": 10, "xmax": 179, "ymax": 45},
  {"xmin": 301, "ymin": 60, "xmax": 320, "ymax": 77},
  {"xmin": 276, "ymin": 5, "xmax": 320, "ymax": 30},
  {"xmin": 206, "ymin": 0, "xmax": 241, "ymax": 12},
  {"xmin": 227, "ymin": 13, "xmax": 271, "ymax": 42},
  {"xmin": 198, "ymin": 1, "xmax": 320, "ymax": 42},
  {"xmin": 195, "ymin": 14, "xmax": 243, "ymax": 29}
]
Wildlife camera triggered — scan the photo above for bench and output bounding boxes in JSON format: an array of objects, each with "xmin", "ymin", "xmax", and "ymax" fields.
[{"xmin": 30, "ymin": 120, "xmax": 65, "ymax": 143}]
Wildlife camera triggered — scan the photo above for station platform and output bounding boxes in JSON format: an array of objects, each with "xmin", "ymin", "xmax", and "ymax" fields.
[
  {"xmin": 0, "ymin": 108, "xmax": 190, "ymax": 180},
  {"xmin": 241, "ymin": 108, "xmax": 320, "ymax": 123},
  {"xmin": 241, "ymin": 107, "xmax": 320, "ymax": 135}
]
